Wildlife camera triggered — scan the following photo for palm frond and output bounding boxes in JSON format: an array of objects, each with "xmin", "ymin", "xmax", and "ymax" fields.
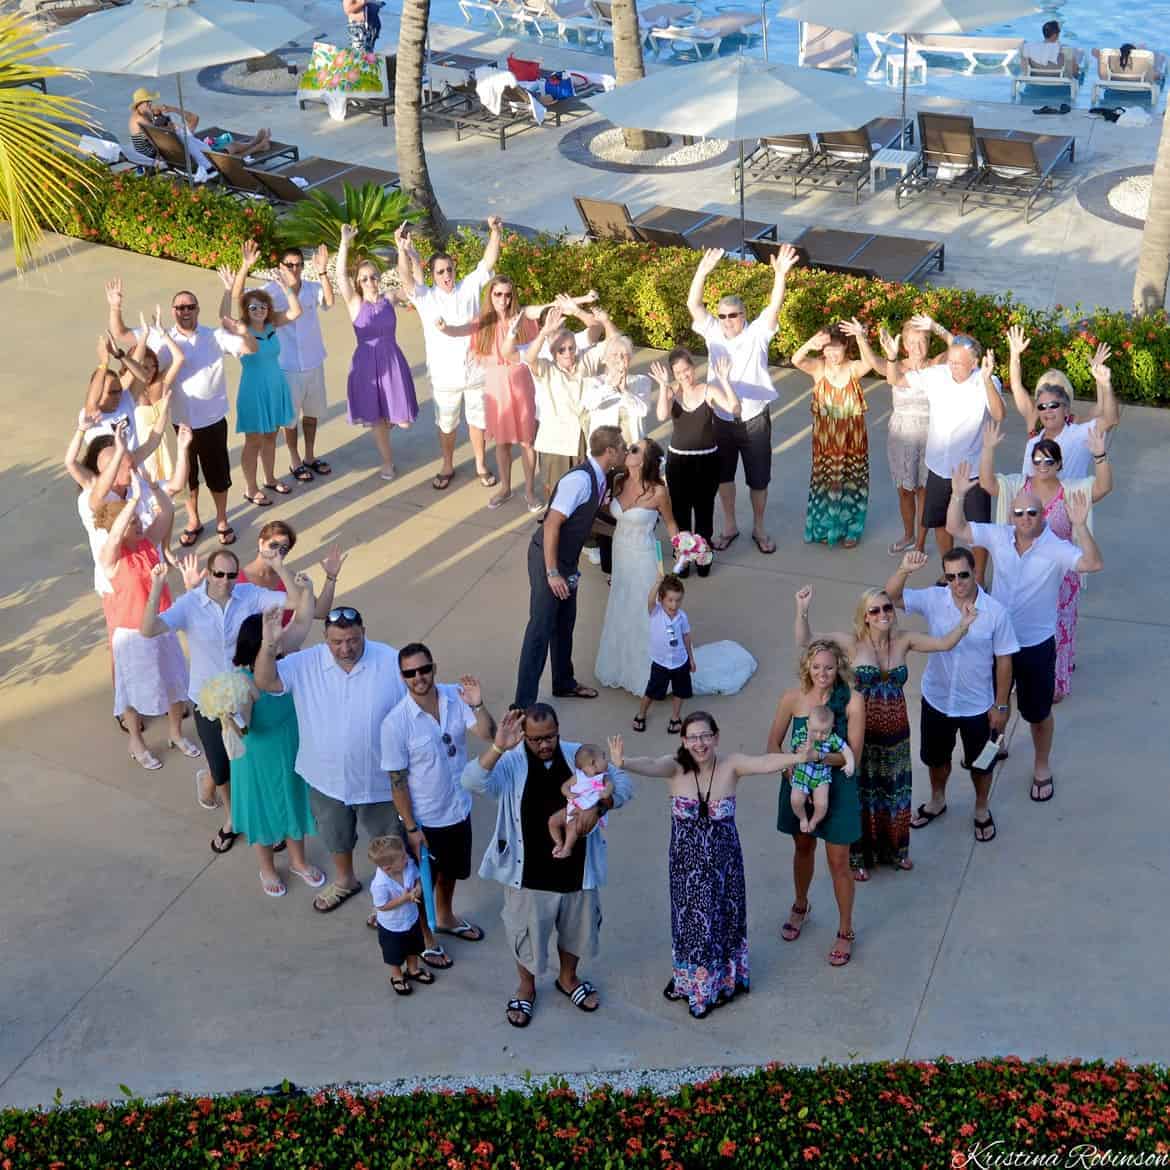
[{"xmin": 277, "ymin": 183, "xmax": 422, "ymax": 266}]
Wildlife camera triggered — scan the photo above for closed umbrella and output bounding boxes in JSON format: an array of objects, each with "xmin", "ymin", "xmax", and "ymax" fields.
[
  {"xmin": 586, "ymin": 55, "xmax": 899, "ymax": 250},
  {"xmin": 47, "ymin": 0, "xmax": 312, "ymax": 179},
  {"xmin": 774, "ymin": 0, "xmax": 1039, "ymax": 145}
]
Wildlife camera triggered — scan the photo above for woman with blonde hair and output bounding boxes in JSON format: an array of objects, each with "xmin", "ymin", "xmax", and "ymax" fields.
[
  {"xmin": 336, "ymin": 223, "xmax": 419, "ymax": 481},
  {"xmin": 794, "ymin": 584, "xmax": 976, "ymax": 878},
  {"xmin": 581, "ymin": 333, "xmax": 653, "ymax": 446}
]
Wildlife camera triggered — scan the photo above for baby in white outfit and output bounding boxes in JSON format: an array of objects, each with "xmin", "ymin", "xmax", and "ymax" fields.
[{"xmin": 549, "ymin": 744, "xmax": 614, "ymax": 859}]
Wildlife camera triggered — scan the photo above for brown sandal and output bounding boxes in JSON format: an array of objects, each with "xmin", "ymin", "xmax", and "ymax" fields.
[
  {"xmin": 780, "ymin": 902, "xmax": 809, "ymax": 942},
  {"xmin": 828, "ymin": 929, "xmax": 855, "ymax": 967}
]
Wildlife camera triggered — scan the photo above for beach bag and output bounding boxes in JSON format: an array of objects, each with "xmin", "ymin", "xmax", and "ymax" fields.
[
  {"xmin": 507, "ymin": 54, "xmax": 541, "ymax": 82},
  {"xmin": 544, "ymin": 70, "xmax": 573, "ymax": 99}
]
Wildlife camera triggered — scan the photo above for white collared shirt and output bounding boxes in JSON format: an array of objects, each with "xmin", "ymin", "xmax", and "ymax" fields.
[
  {"xmin": 549, "ymin": 456, "xmax": 606, "ymax": 517},
  {"xmin": 380, "ymin": 683, "xmax": 477, "ymax": 827},
  {"xmin": 264, "ymin": 280, "xmax": 327, "ymax": 372},
  {"xmin": 275, "ymin": 641, "xmax": 405, "ymax": 804},
  {"xmin": 969, "ymin": 522, "xmax": 1083, "ymax": 647},
  {"xmin": 1022, "ymin": 419, "xmax": 1099, "ymax": 479},
  {"xmin": 84, "ymin": 390, "xmax": 140, "ymax": 449},
  {"xmin": 909, "ymin": 364, "xmax": 997, "ymax": 478},
  {"xmin": 532, "ymin": 346, "xmax": 603, "ymax": 456},
  {"xmin": 695, "ymin": 312, "xmax": 777, "ymax": 422},
  {"xmin": 904, "ymin": 584, "xmax": 1020, "ymax": 716},
  {"xmin": 160, "ymin": 581, "xmax": 287, "ymax": 702},
  {"xmin": 581, "ymin": 374, "xmax": 652, "ymax": 444},
  {"xmin": 370, "ymin": 858, "xmax": 420, "ymax": 931},
  {"xmin": 411, "ymin": 260, "xmax": 493, "ymax": 389},
  {"xmin": 648, "ymin": 604, "xmax": 690, "ymax": 669},
  {"xmin": 146, "ymin": 325, "xmax": 243, "ymax": 429}
]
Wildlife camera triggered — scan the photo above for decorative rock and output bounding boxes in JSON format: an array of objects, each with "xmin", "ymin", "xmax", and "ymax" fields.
[
  {"xmin": 587, "ymin": 127, "xmax": 729, "ymax": 167},
  {"xmin": 1107, "ymin": 173, "xmax": 1151, "ymax": 222}
]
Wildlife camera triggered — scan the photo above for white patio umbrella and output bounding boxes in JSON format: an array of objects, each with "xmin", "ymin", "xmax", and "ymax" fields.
[
  {"xmin": 46, "ymin": 0, "xmax": 313, "ymax": 180},
  {"xmin": 774, "ymin": 0, "xmax": 1039, "ymax": 145},
  {"xmin": 586, "ymin": 55, "xmax": 900, "ymax": 251}
]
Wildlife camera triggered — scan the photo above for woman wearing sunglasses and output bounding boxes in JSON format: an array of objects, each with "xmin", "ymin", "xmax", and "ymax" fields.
[
  {"xmin": 794, "ymin": 583, "xmax": 976, "ymax": 880},
  {"xmin": 1005, "ymin": 328, "xmax": 1119, "ymax": 480},
  {"xmin": 237, "ymin": 520, "xmax": 346, "ymax": 629},
  {"xmin": 978, "ymin": 419, "xmax": 1113, "ymax": 701}
]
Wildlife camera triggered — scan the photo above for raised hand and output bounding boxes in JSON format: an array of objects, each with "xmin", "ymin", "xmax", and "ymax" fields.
[
  {"xmin": 459, "ymin": 675, "xmax": 482, "ymax": 708},
  {"xmin": 698, "ymin": 247, "xmax": 724, "ymax": 274},
  {"xmin": 393, "ymin": 222, "xmax": 409, "ymax": 247},
  {"xmin": 808, "ymin": 330, "xmax": 831, "ymax": 351},
  {"xmin": 837, "ymin": 317, "xmax": 866, "ymax": 338},
  {"xmin": 494, "ymin": 708, "xmax": 525, "ymax": 752},
  {"xmin": 770, "ymin": 242, "xmax": 799, "ymax": 275},
  {"xmin": 148, "ymin": 561, "xmax": 168, "ymax": 588},
  {"xmin": 908, "ymin": 313, "xmax": 934, "ymax": 333},
  {"xmin": 1089, "ymin": 342, "xmax": 1112, "ymax": 381},
  {"xmin": 983, "ymin": 418, "xmax": 1003, "ymax": 448},
  {"xmin": 319, "ymin": 542, "xmax": 347, "ymax": 580},
  {"xmin": 607, "ymin": 734, "xmax": 624, "ymax": 767},
  {"xmin": 216, "ymin": 264, "xmax": 235, "ymax": 290},
  {"xmin": 1006, "ymin": 324, "xmax": 1030, "ymax": 358},
  {"xmin": 95, "ymin": 334, "xmax": 112, "ymax": 365},
  {"xmin": 900, "ymin": 549, "xmax": 929, "ymax": 574},
  {"xmin": 112, "ymin": 417, "xmax": 130, "ymax": 451},
  {"xmin": 1065, "ymin": 489, "xmax": 1090, "ymax": 526},
  {"xmin": 261, "ymin": 604, "xmax": 284, "ymax": 646},
  {"xmin": 649, "ymin": 360, "xmax": 670, "ymax": 385},
  {"xmin": 1087, "ymin": 424, "xmax": 1106, "ymax": 458},
  {"xmin": 339, "ymin": 222, "xmax": 358, "ymax": 245},
  {"xmin": 980, "ymin": 349, "xmax": 997, "ymax": 378},
  {"xmin": 795, "ymin": 584, "xmax": 812, "ymax": 612},
  {"xmin": 878, "ymin": 324, "xmax": 900, "ymax": 361},
  {"xmin": 220, "ymin": 315, "xmax": 246, "ymax": 336},
  {"xmin": 582, "ymin": 288, "xmax": 599, "ymax": 304},
  {"xmin": 313, "ymin": 244, "xmax": 329, "ymax": 276},
  {"xmin": 951, "ymin": 459, "xmax": 972, "ymax": 496},
  {"xmin": 157, "ymin": 388, "xmax": 173, "ymax": 421},
  {"xmin": 176, "ymin": 423, "xmax": 194, "ymax": 450},
  {"xmin": 959, "ymin": 600, "xmax": 979, "ymax": 630},
  {"xmin": 543, "ymin": 305, "xmax": 565, "ymax": 334},
  {"xmin": 178, "ymin": 554, "xmax": 205, "ymax": 589},
  {"xmin": 487, "ymin": 214, "xmax": 503, "ymax": 232},
  {"xmin": 241, "ymin": 239, "xmax": 260, "ymax": 270},
  {"xmin": 711, "ymin": 355, "xmax": 731, "ymax": 380},
  {"xmin": 104, "ymin": 277, "xmax": 123, "ymax": 307},
  {"xmin": 152, "ymin": 304, "xmax": 163, "ymax": 331},
  {"xmin": 77, "ymin": 407, "xmax": 101, "ymax": 430}
]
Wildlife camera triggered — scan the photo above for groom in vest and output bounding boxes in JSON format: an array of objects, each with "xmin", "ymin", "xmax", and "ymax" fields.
[{"xmin": 514, "ymin": 425, "xmax": 627, "ymax": 709}]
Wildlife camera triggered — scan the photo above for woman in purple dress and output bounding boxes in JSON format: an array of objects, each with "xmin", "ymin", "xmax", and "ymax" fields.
[{"xmin": 336, "ymin": 223, "xmax": 419, "ymax": 480}]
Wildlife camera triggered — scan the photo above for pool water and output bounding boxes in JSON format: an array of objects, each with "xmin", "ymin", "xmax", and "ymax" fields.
[{"xmin": 397, "ymin": 0, "xmax": 1169, "ymax": 108}]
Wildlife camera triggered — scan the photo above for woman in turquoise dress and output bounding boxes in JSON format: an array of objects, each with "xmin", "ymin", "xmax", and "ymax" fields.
[
  {"xmin": 221, "ymin": 244, "xmax": 302, "ymax": 507},
  {"xmin": 231, "ymin": 614, "xmax": 324, "ymax": 898}
]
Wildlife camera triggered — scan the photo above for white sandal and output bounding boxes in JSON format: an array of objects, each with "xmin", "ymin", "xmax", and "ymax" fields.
[
  {"xmin": 290, "ymin": 865, "xmax": 326, "ymax": 889},
  {"xmin": 130, "ymin": 747, "xmax": 163, "ymax": 771},
  {"xmin": 194, "ymin": 769, "xmax": 221, "ymax": 810},
  {"xmin": 260, "ymin": 873, "xmax": 287, "ymax": 898},
  {"xmin": 169, "ymin": 736, "xmax": 202, "ymax": 758}
]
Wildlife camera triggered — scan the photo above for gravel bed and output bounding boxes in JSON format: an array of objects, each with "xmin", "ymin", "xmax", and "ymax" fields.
[
  {"xmin": 217, "ymin": 63, "xmax": 301, "ymax": 93},
  {"xmin": 1107, "ymin": 173, "xmax": 1151, "ymax": 222},
  {"xmin": 587, "ymin": 127, "xmax": 729, "ymax": 167}
]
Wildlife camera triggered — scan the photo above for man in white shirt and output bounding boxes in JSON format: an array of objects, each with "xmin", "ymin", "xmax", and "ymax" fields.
[
  {"xmin": 908, "ymin": 335, "xmax": 1005, "ymax": 583},
  {"xmin": 947, "ymin": 466, "xmax": 1103, "ymax": 804},
  {"xmin": 398, "ymin": 216, "xmax": 504, "ymax": 491},
  {"xmin": 253, "ymin": 607, "xmax": 417, "ymax": 922},
  {"xmin": 886, "ymin": 546, "xmax": 1019, "ymax": 843},
  {"xmin": 381, "ymin": 642, "xmax": 497, "ymax": 954},
  {"xmin": 265, "ymin": 244, "xmax": 335, "ymax": 483},
  {"xmin": 686, "ymin": 243, "xmax": 799, "ymax": 556},
  {"xmin": 108, "ymin": 278, "xmax": 243, "ymax": 548}
]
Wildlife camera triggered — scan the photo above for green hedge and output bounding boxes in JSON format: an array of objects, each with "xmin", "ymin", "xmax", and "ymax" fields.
[{"xmin": 1, "ymin": 1060, "xmax": 1168, "ymax": 1168}]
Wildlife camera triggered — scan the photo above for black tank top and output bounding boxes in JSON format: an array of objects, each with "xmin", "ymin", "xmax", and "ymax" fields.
[{"xmin": 670, "ymin": 398, "xmax": 717, "ymax": 453}]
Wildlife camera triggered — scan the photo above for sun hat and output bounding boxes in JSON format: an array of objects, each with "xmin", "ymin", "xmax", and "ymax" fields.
[{"xmin": 130, "ymin": 87, "xmax": 161, "ymax": 109}]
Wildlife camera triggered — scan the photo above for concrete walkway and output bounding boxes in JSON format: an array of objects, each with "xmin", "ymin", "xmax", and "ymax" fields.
[{"xmin": 0, "ymin": 234, "xmax": 1167, "ymax": 1108}]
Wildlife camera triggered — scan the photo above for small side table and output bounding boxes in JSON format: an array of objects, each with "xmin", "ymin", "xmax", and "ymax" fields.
[
  {"xmin": 871, "ymin": 146, "xmax": 920, "ymax": 187},
  {"xmin": 886, "ymin": 51, "xmax": 927, "ymax": 88}
]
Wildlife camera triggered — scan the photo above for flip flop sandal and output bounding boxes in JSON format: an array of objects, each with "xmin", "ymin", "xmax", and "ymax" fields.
[
  {"xmin": 752, "ymin": 533, "xmax": 776, "ymax": 554},
  {"xmin": 552, "ymin": 685, "xmax": 598, "ymax": 699},
  {"xmin": 263, "ymin": 482, "xmax": 292, "ymax": 495},
  {"xmin": 1030, "ymin": 776, "xmax": 1055, "ymax": 802},
  {"xmin": 179, "ymin": 525, "xmax": 204, "ymax": 547},
  {"xmin": 421, "ymin": 946, "xmax": 454, "ymax": 969},
  {"xmin": 169, "ymin": 737, "xmax": 202, "ymax": 758},
  {"xmin": 312, "ymin": 880, "xmax": 363, "ymax": 913},
  {"xmin": 712, "ymin": 531, "xmax": 739, "ymax": 551},
  {"xmin": 667, "ymin": 718, "xmax": 682, "ymax": 734},
  {"xmin": 272, "ymin": 840, "xmax": 286, "ymax": 854},
  {"xmin": 780, "ymin": 901, "xmax": 810, "ymax": 942},
  {"xmin": 129, "ymin": 747, "xmax": 163, "ymax": 771},
  {"xmin": 378, "ymin": 466, "xmax": 397, "ymax": 481},
  {"xmin": 432, "ymin": 471, "xmax": 455, "ymax": 490},
  {"xmin": 632, "ymin": 715, "xmax": 647, "ymax": 732},
  {"xmin": 888, "ymin": 537, "xmax": 915, "ymax": 555},
  {"xmin": 217, "ymin": 525, "xmax": 237, "ymax": 545},
  {"xmin": 211, "ymin": 828, "xmax": 240, "ymax": 854},
  {"xmin": 407, "ymin": 968, "xmax": 435, "ymax": 984},
  {"xmin": 435, "ymin": 920, "xmax": 484, "ymax": 942},
  {"xmin": 973, "ymin": 813, "xmax": 997, "ymax": 843},
  {"xmin": 195, "ymin": 770, "xmax": 221, "ymax": 811},
  {"xmin": 506, "ymin": 997, "xmax": 533, "ymax": 1027},
  {"xmin": 390, "ymin": 976, "xmax": 412, "ymax": 996},
  {"xmin": 828, "ymin": 929, "xmax": 855, "ymax": 967},
  {"xmin": 290, "ymin": 464, "xmax": 315, "ymax": 482},
  {"xmin": 290, "ymin": 865, "xmax": 327, "ymax": 889},
  {"xmin": 260, "ymin": 874, "xmax": 287, "ymax": 898},
  {"xmin": 308, "ymin": 460, "xmax": 332, "ymax": 475},
  {"xmin": 478, "ymin": 471, "xmax": 499, "ymax": 488},
  {"xmin": 663, "ymin": 980, "xmax": 686, "ymax": 1002},
  {"xmin": 555, "ymin": 979, "xmax": 599, "ymax": 1011},
  {"xmin": 851, "ymin": 866, "xmax": 870, "ymax": 882},
  {"xmin": 487, "ymin": 492, "xmax": 513, "ymax": 510},
  {"xmin": 244, "ymin": 492, "xmax": 273, "ymax": 507},
  {"xmin": 910, "ymin": 803, "xmax": 947, "ymax": 829}
]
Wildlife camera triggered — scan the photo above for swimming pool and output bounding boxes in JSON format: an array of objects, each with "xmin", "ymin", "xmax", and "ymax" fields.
[{"xmin": 401, "ymin": 0, "xmax": 1169, "ymax": 108}]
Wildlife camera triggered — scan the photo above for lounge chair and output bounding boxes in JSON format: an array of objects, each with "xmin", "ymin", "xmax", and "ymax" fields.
[
  {"xmin": 1013, "ymin": 44, "xmax": 1083, "ymax": 102},
  {"xmin": 143, "ymin": 124, "xmax": 298, "ymax": 175},
  {"xmin": 634, "ymin": 224, "xmax": 693, "ymax": 248},
  {"xmin": 249, "ymin": 158, "xmax": 400, "ymax": 204},
  {"xmin": 205, "ymin": 150, "xmax": 269, "ymax": 196},
  {"xmin": 1091, "ymin": 48, "xmax": 1167, "ymax": 104},
  {"xmin": 751, "ymin": 230, "xmax": 944, "ymax": 284},
  {"xmin": 457, "ymin": 0, "xmax": 518, "ymax": 30},
  {"xmin": 906, "ymin": 34, "xmax": 1023, "ymax": 73},
  {"xmin": 965, "ymin": 133, "xmax": 1076, "ymax": 222},
  {"xmin": 515, "ymin": 0, "xmax": 605, "ymax": 40},
  {"xmin": 425, "ymin": 81, "xmax": 593, "ymax": 150},
  {"xmin": 647, "ymin": 10, "xmax": 760, "ymax": 57},
  {"xmin": 588, "ymin": 0, "xmax": 697, "ymax": 41},
  {"xmin": 798, "ymin": 23, "xmax": 858, "ymax": 74},
  {"xmin": 573, "ymin": 196, "xmax": 640, "ymax": 241},
  {"xmin": 793, "ymin": 127, "xmax": 876, "ymax": 204},
  {"xmin": 895, "ymin": 112, "xmax": 982, "ymax": 211},
  {"xmin": 736, "ymin": 134, "xmax": 816, "ymax": 197}
]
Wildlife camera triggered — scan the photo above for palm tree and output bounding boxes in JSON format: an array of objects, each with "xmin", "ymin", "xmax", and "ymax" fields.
[
  {"xmin": 393, "ymin": 0, "xmax": 450, "ymax": 244},
  {"xmin": 609, "ymin": 0, "xmax": 667, "ymax": 150},
  {"xmin": 1133, "ymin": 110, "xmax": 1170, "ymax": 313},
  {"xmin": 0, "ymin": 13, "xmax": 102, "ymax": 271}
]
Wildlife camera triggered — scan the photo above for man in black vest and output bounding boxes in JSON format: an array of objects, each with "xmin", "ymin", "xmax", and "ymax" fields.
[{"xmin": 514, "ymin": 425, "xmax": 627, "ymax": 710}]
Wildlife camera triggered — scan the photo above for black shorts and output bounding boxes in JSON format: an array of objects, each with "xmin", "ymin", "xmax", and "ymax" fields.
[
  {"xmin": 645, "ymin": 660, "xmax": 694, "ymax": 701},
  {"xmin": 715, "ymin": 413, "xmax": 772, "ymax": 490},
  {"xmin": 194, "ymin": 706, "xmax": 230, "ymax": 786},
  {"xmin": 1012, "ymin": 637, "xmax": 1056, "ymax": 724},
  {"xmin": 182, "ymin": 417, "xmax": 232, "ymax": 494},
  {"xmin": 419, "ymin": 815, "xmax": 473, "ymax": 881},
  {"xmin": 377, "ymin": 919, "xmax": 425, "ymax": 966},
  {"xmin": 920, "ymin": 698, "xmax": 993, "ymax": 774},
  {"xmin": 922, "ymin": 470, "xmax": 991, "ymax": 530}
]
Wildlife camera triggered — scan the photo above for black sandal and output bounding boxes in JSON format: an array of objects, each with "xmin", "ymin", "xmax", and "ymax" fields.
[
  {"xmin": 390, "ymin": 976, "xmax": 412, "ymax": 996},
  {"xmin": 290, "ymin": 464, "xmax": 314, "ymax": 482},
  {"xmin": 667, "ymin": 717, "xmax": 682, "ymax": 734},
  {"xmin": 407, "ymin": 967, "xmax": 435, "ymax": 984},
  {"xmin": 1030, "ymin": 776, "xmax": 1054, "ymax": 802},
  {"xmin": 555, "ymin": 979, "xmax": 599, "ymax": 1012},
  {"xmin": 663, "ymin": 980, "xmax": 685, "ymax": 1002},
  {"xmin": 179, "ymin": 524, "xmax": 204, "ymax": 547},
  {"xmin": 263, "ymin": 482, "xmax": 292, "ymax": 495},
  {"xmin": 632, "ymin": 715, "xmax": 647, "ymax": 732},
  {"xmin": 506, "ymin": 997, "xmax": 534, "ymax": 1027},
  {"xmin": 307, "ymin": 459, "xmax": 332, "ymax": 475},
  {"xmin": 210, "ymin": 828, "xmax": 239, "ymax": 854},
  {"xmin": 217, "ymin": 525, "xmax": 237, "ymax": 545}
]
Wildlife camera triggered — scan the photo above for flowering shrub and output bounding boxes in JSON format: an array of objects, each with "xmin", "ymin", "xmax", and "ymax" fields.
[{"xmin": 1, "ymin": 1059, "xmax": 1168, "ymax": 1167}]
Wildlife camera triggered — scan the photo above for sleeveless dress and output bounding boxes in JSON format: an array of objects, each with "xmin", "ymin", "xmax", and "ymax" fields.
[
  {"xmin": 805, "ymin": 375, "xmax": 869, "ymax": 546},
  {"xmin": 229, "ymin": 670, "xmax": 317, "ymax": 847},
  {"xmin": 479, "ymin": 318, "xmax": 537, "ymax": 444},
  {"xmin": 236, "ymin": 329, "xmax": 294, "ymax": 435},
  {"xmin": 594, "ymin": 499, "xmax": 661, "ymax": 696},
  {"xmin": 887, "ymin": 379, "xmax": 930, "ymax": 489},
  {"xmin": 777, "ymin": 681, "xmax": 861, "ymax": 845},
  {"xmin": 669, "ymin": 793, "xmax": 749, "ymax": 1015},
  {"xmin": 851, "ymin": 664, "xmax": 912, "ymax": 869},
  {"xmin": 346, "ymin": 297, "xmax": 419, "ymax": 426}
]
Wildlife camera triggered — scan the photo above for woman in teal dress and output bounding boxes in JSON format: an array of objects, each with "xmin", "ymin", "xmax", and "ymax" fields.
[
  {"xmin": 221, "ymin": 244, "xmax": 302, "ymax": 507},
  {"xmin": 231, "ymin": 614, "xmax": 324, "ymax": 898},
  {"xmin": 767, "ymin": 638, "xmax": 865, "ymax": 967}
]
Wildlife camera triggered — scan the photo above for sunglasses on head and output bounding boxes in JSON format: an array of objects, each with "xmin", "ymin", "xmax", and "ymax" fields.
[
  {"xmin": 1012, "ymin": 507, "xmax": 1041, "ymax": 518},
  {"xmin": 867, "ymin": 603, "xmax": 895, "ymax": 615},
  {"xmin": 401, "ymin": 662, "xmax": 435, "ymax": 679},
  {"xmin": 943, "ymin": 570, "xmax": 972, "ymax": 582},
  {"xmin": 717, "ymin": 311, "xmax": 741, "ymax": 320},
  {"xmin": 326, "ymin": 606, "xmax": 362, "ymax": 625},
  {"xmin": 209, "ymin": 569, "xmax": 238, "ymax": 580},
  {"xmin": 1032, "ymin": 455, "xmax": 1057, "ymax": 466},
  {"xmin": 1036, "ymin": 401, "xmax": 1064, "ymax": 411}
]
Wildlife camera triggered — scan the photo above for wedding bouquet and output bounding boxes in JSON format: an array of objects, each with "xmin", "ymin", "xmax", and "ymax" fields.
[
  {"xmin": 671, "ymin": 531, "xmax": 713, "ymax": 573},
  {"xmin": 197, "ymin": 669, "xmax": 257, "ymax": 761}
]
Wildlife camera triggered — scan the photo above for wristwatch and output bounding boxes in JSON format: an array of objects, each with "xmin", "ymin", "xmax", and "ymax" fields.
[
  {"xmin": 994, "ymin": 705, "xmax": 1010, "ymax": 712},
  {"xmin": 547, "ymin": 569, "xmax": 562, "ymax": 579},
  {"xmin": 404, "ymin": 824, "xmax": 420, "ymax": 834},
  {"xmin": 471, "ymin": 701, "xmax": 484, "ymax": 711}
]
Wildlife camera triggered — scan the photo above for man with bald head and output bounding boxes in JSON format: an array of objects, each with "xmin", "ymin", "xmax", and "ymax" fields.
[{"xmin": 947, "ymin": 462, "xmax": 1103, "ymax": 804}]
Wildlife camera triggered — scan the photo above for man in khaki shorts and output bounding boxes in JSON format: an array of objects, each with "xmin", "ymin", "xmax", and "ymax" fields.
[
  {"xmin": 462, "ymin": 704, "xmax": 631, "ymax": 1028},
  {"xmin": 265, "ymin": 244, "xmax": 335, "ymax": 483}
]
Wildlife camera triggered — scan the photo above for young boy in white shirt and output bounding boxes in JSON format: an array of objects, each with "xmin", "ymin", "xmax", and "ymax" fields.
[
  {"xmin": 633, "ymin": 573, "xmax": 696, "ymax": 735},
  {"xmin": 369, "ymin": 835, "xmax": 433, "ymax": 996}
]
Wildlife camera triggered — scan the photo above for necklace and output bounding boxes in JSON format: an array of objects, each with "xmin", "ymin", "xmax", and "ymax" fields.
[
  {"xmin": 695, "ymin": 754, "xmax": 716, "ymax": 819},
  {"xmin": 868, "ymin": 632, "xmax": 892, "ymax": 678}
]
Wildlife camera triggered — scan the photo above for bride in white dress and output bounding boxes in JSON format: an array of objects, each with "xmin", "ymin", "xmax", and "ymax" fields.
[{"xmin": 594, "ymin": 437, "xmax": 679, "ymax": 696}]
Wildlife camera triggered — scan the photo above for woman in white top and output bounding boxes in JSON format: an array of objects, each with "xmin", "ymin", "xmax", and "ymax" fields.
[
  {"xmin": 1005, "ymin": 327, "xmax": 1119, "ymax": 479},
  {"xmin": 581, "ymin": 335, "xmax": 651, "ymax": 445}
]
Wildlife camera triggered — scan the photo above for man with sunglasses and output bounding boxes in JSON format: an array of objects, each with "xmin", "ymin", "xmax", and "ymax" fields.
[
  {"xmin": 252, "ymin": 605, "xmax": 409, "ymax": 915},
  {"xmin": 108, "ymin": 277, "xmax": 243, "ymax": 547},
  {"xmin": 397, "ymin": 217, "xmax": 504, "ymax": 491},
  {"xmin": 140, "ymin": 546, "xmax": 308, "ymax": 850},
  {"xmin": 263, "ymin": 244, "xmax": 335, "ymax": 483},
  {"xmin": 886, "ymin": 545, "xmax": 1018, "ymax": 844},
  {"xmin": 686, "ymin": 243, "xmax": 799, "ymax": 557},
  {"xmin": 462, "ymin": 705, "xmax": 631, "ymax": 1027},
  {"xmin": 380, "ymin": 643, "xmax": 497, "ymax": 951},
  {"xmin": 947, "ymin": 463, "xmax": 1103, "ymax": 806}
]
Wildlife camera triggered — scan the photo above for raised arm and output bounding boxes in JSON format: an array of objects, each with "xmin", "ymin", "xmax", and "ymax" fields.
[
  {"xmin": 394, "ymin": 223, "xmax": 418, "ymax": 292},
  {"xmin": 141, "ymin": 479, "xmax": 175, "ymax": 546},
  {"xmin": 253, "ymin": 606, "xmax": 286, "ymax": 693},
  {"xmin": 219, "ymin": 313, "xmax": 258, "ymax": 355},
  {"xmin": 314, "ymin": 542, "xmax": 347, "ymax": 618},
  {"xmin": 1065, "ymin": 490, "xmax": 1104, "ymax": 573},
  {"xmin": 905, "ymin": 599, "xmax": 977, "ymax": 654},
  {"xmin": 525, "ymin": 306, "xmax": 564, "ymax": 372},
  {"xmin": 139, "ymin": 562, "xmax": 173, "ymax": 637},
  {"xmin": 88, "ymin": 419, "xmax": 130, "ymax": 511},
  {"xmin": 729, "ymin": 749, "xmax": 807, "ymax": 777},
  {"xmin": 793, "ymin": 585, "xmax": 852, "ymax": 652},
  {"xmin": 1087, "ymin": 343, "xmax": 1119, "ymax": 432},
  {"xmin": 1005, "ymin": 326, "xmax": 1037, "ymax": 430},
  {"xmin": 164, "ymin": 424, "xmax": 193, "ymax": 497},
  {"xmin": 650, "ymin": 360, "xmax": 674, "ymax": 422},
  {"xmin": 910, "ymin": 313, "xmax": 953, "ymax": 351},
  {"xmin": 612, "ymin": 732, "xmax": 678, "ymax": 779},
  {"xmin": 687, "ymin": 248, "xmax": 722, "ymax": 328},
  {"xmin": 977, "ymin": 419, "xmax": 1003, "ymax": 497},
  {"xmin": 105, "ymin": 278, "xmax": 135, "ymax": 349},
  {"xmin": 433, "ymin": 316, "xmax": 481, "ymax": 339},
  {"xmin": 873, "ymin": 324, "xmax": 898, "ymax": 381},
  {"xmin": 885, "ymin": 549, "xmax": 929, "ymax": 608},
  {"xmin": 157, "ymin": 330, "xmax": 186, "ymax": 391},
  {"xmin": 791, "ymin": 331, "xmax": 828, "ymax": 377},
  {"xmin": 270, "ymin": 267, "xmax": 302, "ymax": 328},
  {"xmin": 1086, "ymin": 426, "xmax": 1113, "ymax": 503},
  {"xmin": 64, "ymin": 411, "xmax": 99, "ymax": 488},
  {"xmin": 982, "ymin": 348, "xmax": 1005, "ymax": 421},
  {"xmin": 97, "ymin": 496, "xmax": 138, "ymax": 573},
  {"xmin": 281, "ymin": 575, "xmax": 317, "ymax": 653},
  {"xmin": 837, "ymin": 318, "xmax": 878, "ymax": 379},
  {"xmin": 760, "ymin": 243, "xmax": 799, "ymax": 333},
  {"xmin": 706, "ymin": 355, "xmax": 740, "ymax": 416},
  {"xmin": 945, "ymin": 461, "xmax": 976, "ymax": 546},
  {"xmin": 314, "ymin": 245, "xmax": 335, "ymax": 309},
  {"xmin": 482, "ymin": 214, "xmax": 504, "ymax": 271},
  {"xmin": 335, "ymin": 223, "xmax": 361, "ymax": 315}
]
